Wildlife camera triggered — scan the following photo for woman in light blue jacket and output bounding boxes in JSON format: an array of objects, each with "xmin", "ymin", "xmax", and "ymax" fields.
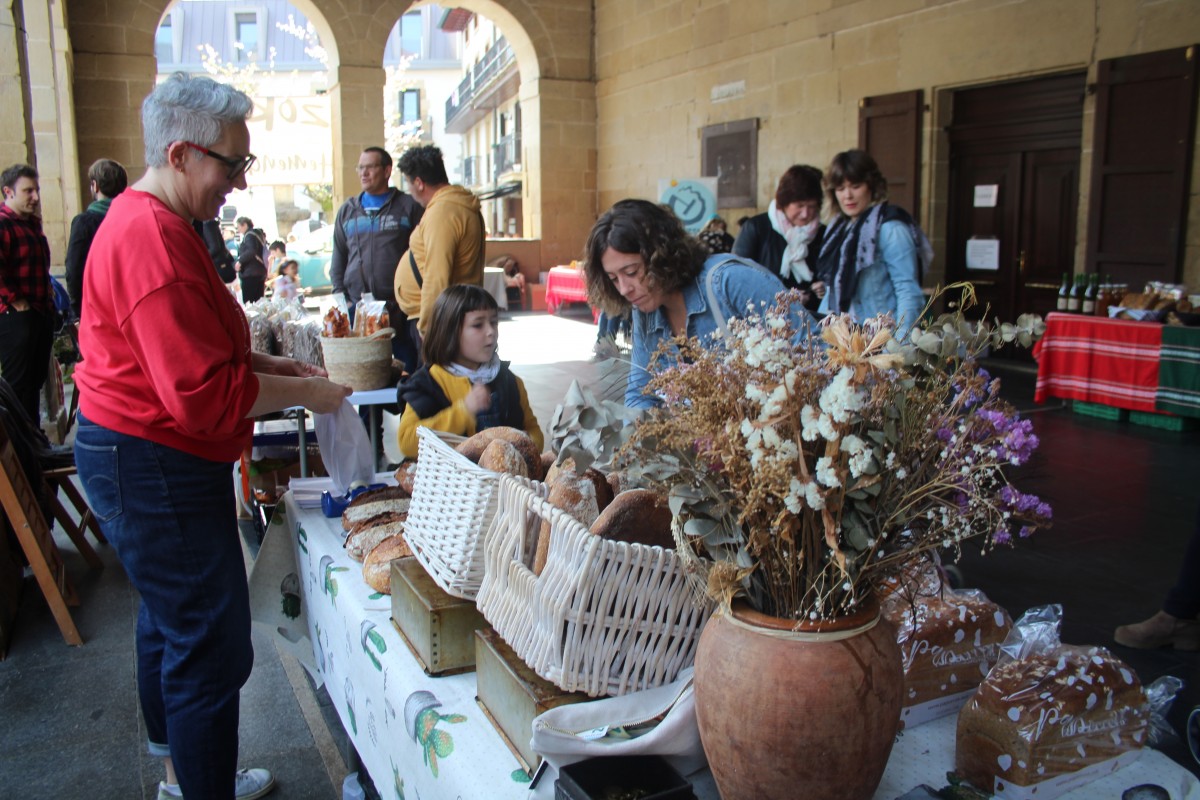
[
  {"xmin": 816, "ymin": 150, "xmax": 930, "ymax": 341},
  {"xmin": 583, "ymin": 199, "xmax": 815, "ymax": 409}
]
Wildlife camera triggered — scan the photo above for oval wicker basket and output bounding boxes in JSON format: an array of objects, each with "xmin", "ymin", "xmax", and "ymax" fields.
[
  {"xmin": 319, "ymin": 330, "xmax": 393, "ymax": 391},
  {"xmin": 476, "ymin": 473, "xmax": 713, "ymax": 697}
]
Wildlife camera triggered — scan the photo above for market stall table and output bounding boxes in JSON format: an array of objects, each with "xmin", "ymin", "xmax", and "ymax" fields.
[
  {"xmin": 544, "ymin": 265, "xmax": 598, "ymax": 320},
  {"xmin": 279, "ymin": 387, "xmax": 396, "ymax": 477},
  {"xmin": 1034, "ymin": 312, "xmax": 1200, "ymax": 417},
  {"xmin": 250, "ymin": 493, "xmax": 1200, "ymax": 800}
]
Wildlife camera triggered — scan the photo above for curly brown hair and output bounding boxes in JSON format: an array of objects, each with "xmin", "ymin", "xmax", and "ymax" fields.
[{"xmin": 582, "ymin": 199, "xmax": 708, "ymax": 315}]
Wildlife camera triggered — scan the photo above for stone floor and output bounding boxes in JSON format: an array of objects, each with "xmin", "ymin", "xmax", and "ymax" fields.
[{"xmin": 1, "ymin": 307, "xmax": 1198, "ymax": 799}]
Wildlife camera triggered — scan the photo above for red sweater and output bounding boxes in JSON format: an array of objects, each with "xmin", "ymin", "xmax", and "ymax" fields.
[{"xmin": 75, "ymin": 190, "xmax": 259, "ymax": 462}]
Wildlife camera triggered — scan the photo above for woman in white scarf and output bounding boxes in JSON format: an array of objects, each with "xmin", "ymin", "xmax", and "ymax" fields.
[{"xmin": 732, "ymin": 164, "xmax": 828, "ymax": 311}]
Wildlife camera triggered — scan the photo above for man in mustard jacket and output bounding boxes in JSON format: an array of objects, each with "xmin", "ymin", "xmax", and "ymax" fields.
[{"xmin": 394, "ymin": 145, "xmax": 486, "ymax": 364}]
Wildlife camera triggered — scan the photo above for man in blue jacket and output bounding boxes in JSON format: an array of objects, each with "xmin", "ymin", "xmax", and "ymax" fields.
[{"xmin": 330, "ymin": 146, "xmax": 423, "ymax": 370}]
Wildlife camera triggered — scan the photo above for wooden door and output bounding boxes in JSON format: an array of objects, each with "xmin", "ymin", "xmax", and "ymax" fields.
[
  {"xmin": 1086, "ymin": 46, "xmax": 1199, "ymax": 286},
  {"xmin": 859, "ymin": 90, "xmax": 923, "ymax": 222},
  {"xmin": 946, "ymin": 72, "xmax": 1085, "ymax": 328}
]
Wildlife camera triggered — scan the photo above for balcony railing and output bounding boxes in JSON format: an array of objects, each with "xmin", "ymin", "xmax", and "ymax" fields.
[
  {"xmin": 461, "ymin": 155, "xmax": 482, "ymax": 188},
  {"xmin": 445, "ymin": 36, "xmax": 516, "ymax": 125},
  {"xmin": 492, "ymin": 133, "xmax": 521, "ymax": 180}
]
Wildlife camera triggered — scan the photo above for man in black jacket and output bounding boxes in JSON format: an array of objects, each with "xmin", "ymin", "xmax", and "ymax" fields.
[
  {"xmin": 64, "ymin": 158, "xmax": 127, "ymax": 321},
  {"xmin": 330, "ymin": 146, "xmax": 423, "ymax": 369}
]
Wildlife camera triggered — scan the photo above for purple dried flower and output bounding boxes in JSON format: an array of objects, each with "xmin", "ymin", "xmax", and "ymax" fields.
[
  {"xmin": 1018, "ymin": 525, "xmax": 1034, "ymax": 539},
  {"xmin": 993, "ymin": 527, "xmax": 1013, "ymax": 546}
]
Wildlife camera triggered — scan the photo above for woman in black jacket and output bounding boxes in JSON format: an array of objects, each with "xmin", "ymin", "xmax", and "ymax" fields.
[
  {"xmin": 234, "ymin": 215, "xmax": 267, "ymax": 303},
  {"xmin": 732, "ymin": 164, "xmax": 826, "ymax": 312}
]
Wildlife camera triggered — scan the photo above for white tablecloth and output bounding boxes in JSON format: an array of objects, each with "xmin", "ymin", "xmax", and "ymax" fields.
[{"xmin": 250, "ymin": 495, "xmax": 1200, "ymax": 800}]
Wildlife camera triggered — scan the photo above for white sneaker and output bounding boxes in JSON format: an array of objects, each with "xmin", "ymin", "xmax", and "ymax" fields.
[{"xmin": 157, "ymin": 768, "xmax": 276, "ymax": 800}]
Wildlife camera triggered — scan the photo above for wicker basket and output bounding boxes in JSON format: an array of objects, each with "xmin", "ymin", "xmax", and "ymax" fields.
[
  {"xmin": 402, "ymin": 426, "xmax": 501, "ymax": 600},
  {"xmin": 476, "ymin": 473, "xmax": 712, "ymax": 697},
  {"xmin": 319, "ymin": 331, "xmax": 393, "ymax": 391}
]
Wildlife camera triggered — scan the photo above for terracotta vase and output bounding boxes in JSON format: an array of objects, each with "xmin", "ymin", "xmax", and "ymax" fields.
[{"xmin": 693, "ymin": 599, "xmax": 903, "ymax": 800}]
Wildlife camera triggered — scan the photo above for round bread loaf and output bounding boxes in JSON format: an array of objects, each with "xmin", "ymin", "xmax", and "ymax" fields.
[
  {"xmin": 456, "ymin": 427, "xmax": 543, "ymax": 480},
  {"xmin": 394, "ymin": 462, "xmax": 419, "ymax": 496},
  {"xmin": 581, "ymin": 467, "xmax": 614, "ymax": 513},
  {"xmin": 346, "ymin": 519, "xmax": 406, "ymax": 561},
  {"xmin": 533, "ymin": 472, "xmax": 598, "ymax": 576},
  {"xmin": 362, "ymin": 534, "xmax": 413, "ymax": 594},
  {"xmin": 589, "ymin": 489, "xmax": 674, "ymax": 548},
  {"xmin": 955, "ymin": 646, "xmax": 1149, "ymax": 791},
  {"xmin": 606, "ymin": 471, "xmax": 622, "ymax": 498},
  {"xmin": 346, "ymin": 510, "xmax": 406, "ymax": 538},
  {"xmin": 540, "ymin": 451, "xmax": 556, "ymax": 476},
  {"xmin": 479, "ymin": 439, "xmax": 528, "ymax": 477},
  {"xmin": 342, "ymin": 496, "xmax": 411, "ymax": 530},
  {"xmin": 349, "ymin": 485, "xmax": 410, "ymax": 505}
]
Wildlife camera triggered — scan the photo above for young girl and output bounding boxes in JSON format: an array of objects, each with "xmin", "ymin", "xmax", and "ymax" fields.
[
  {"xmin": 397, "ymin": 284, "xmax": 543, "ymax": 459},
  {"xmin": 273, "ymin": 258, "xmax": 301, "ymax": 301}
]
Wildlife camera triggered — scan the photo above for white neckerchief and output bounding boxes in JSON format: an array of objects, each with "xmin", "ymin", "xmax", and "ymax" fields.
[
  {"xmin": 446, "ymin": 353, "xmax": 501, "ymax": 384},
  {"xmin": 768, "ymin": 199, "xmax": 818, "ymax": 284}
]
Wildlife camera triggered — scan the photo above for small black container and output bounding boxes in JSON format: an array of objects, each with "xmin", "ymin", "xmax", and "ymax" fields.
[{"xmin": 555, "ymin": 756, "xmax": 693, "ymax": 800}]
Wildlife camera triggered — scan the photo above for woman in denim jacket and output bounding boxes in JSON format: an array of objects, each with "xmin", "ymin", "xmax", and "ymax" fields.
[
  {"xmin": 583, "ymin": 199, "xmax": 815, "ymax": 409},
  {"xmin": 816, "ymin": 150, "xmax": 930, "ymax": 341}
]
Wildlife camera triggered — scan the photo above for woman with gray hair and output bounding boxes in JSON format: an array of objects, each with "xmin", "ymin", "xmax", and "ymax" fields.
[{"xmin": 73, "ymin": 72, "xmax": 349, "ymax": 800}]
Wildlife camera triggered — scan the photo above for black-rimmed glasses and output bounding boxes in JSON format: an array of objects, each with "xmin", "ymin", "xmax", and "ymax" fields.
[{"xmin": 184, "ymin": 142, "xmax": 257, "ymax": 181}]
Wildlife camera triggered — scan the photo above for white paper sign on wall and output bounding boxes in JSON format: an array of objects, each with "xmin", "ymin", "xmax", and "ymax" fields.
[
  {"xmin": 973, "ymin": 184, "xmax": 999, "ymax": 208},
  {"xmin": 966, "ymin": 238, "xmax": 1000, "ymax": 271}
]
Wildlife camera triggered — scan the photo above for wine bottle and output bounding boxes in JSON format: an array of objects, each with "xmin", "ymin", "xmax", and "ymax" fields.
[
  {"xmin": 1082, "ymin": 274, "xmax": 1097, "ymax": 315},
  {"xmin": 1067, "ymin": 274, "xmax": 1082, "ymax": 312},
  {"xmin": 1057, "ymin": 273, "xmax": 1070, "ymax": 311}
]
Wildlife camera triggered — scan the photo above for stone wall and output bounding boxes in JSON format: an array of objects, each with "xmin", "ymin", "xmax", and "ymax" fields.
[{"xmin": 593, "ymin": 0, "xmax": 1200, "ymax": 286}]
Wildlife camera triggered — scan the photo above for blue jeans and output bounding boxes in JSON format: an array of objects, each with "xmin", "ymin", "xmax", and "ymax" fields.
[{"xmin": 74, "ymin": 413, "xmax": 253, "ymax": 798}]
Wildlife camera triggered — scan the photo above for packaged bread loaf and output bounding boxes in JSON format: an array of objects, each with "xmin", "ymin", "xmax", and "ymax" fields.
[
  {"xmin": 882, "ymin": 587, "xmax": 1012, "ymax": 728},
  {"xmin": 956, "ymin": 631, "xmax": 1149, "ymax": 798}
]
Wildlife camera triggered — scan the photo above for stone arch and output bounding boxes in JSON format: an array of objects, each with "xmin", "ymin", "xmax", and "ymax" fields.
[{"xmin": 66, "ymin": 0, "xmax": 596, "ymax": 269}]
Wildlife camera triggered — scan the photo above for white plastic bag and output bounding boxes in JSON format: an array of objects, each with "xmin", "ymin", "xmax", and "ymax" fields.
[
  {"xmin": 529, "ymin": 667, "xmax": 705, "ymax": 798},
  {"xmin": 314, "ymin": 399, "xmax": 374, "ymax": 496}
]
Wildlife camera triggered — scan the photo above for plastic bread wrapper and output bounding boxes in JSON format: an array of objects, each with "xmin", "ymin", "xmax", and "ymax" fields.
[{"xmin": 991, "ymin": 604, "xmax": 1183, "ymax": 747}]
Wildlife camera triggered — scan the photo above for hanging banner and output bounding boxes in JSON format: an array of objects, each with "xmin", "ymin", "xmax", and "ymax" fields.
[{"xmin": 246, "ymin": 95, "xmax": 333, "ymax": 185}]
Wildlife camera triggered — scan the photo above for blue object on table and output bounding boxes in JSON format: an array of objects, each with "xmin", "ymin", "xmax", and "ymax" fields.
[{"xmin": 320, "ymin": 482, "xmax": 387, "ymax": 518}]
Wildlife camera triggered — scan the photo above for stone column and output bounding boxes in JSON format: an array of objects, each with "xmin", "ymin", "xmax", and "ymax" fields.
[
  {"xmin": 328, "ymin": 64, "xmax": 387, "ymax": 207},
  {"xmin": 522, "ymin": 76, "xmax": 596, "ymax": 269}
]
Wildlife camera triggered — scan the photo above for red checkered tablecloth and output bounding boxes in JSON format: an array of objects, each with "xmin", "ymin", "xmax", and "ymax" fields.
[{"xmin": 1033, "ymin": 312, "xmax": 1162, "ymax": 411}]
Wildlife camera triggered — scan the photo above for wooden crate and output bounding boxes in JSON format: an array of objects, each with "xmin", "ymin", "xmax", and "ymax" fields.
[
  {"xmin": 474, "ymin": 627, "xmax": 589, "ymax": 774},
  {"xmin": 389, "ymin": 557, "xmax": 486, "ymax": 676}
]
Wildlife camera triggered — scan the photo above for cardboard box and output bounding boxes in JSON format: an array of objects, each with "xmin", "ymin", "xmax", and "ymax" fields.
[
  {"xmin": 530, "ymin": 283, "xmax": 548, "ymax": 311},
  {"xmin": 390, "ymin": 557, "xmax": 486, "ymax": 676}
]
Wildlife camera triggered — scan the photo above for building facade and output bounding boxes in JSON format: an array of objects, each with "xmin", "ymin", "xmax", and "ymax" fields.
[{"xmin": 6, "ymin": 0, "xmax": 1199, "ymax": 296}]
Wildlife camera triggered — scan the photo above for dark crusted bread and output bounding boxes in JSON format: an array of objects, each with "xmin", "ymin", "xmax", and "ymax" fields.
[
  {"xmin": 883, "ymin": 591, "xmax": 1012, "ymax": 715},
  {"xmin": 346, "ymin": 519, "xmax": 406, "ymax": 562},
  {"xmin": 341, "ymin": 496, "xmax": 411, "ymax": 530},
  {"xmin": 955, "ymin": 646, "xmax": 1149, "ymax": 792},
  {"xmin": 533, "ymin": 470, "xmax": 598, "ymax": 576},
  {"xmin": 589, "ymin": 489, "xmax": 673, "ymax": 548},
  {"xmin": 349, "ymin": 484, "xmax": 410, "ymax": 505}
]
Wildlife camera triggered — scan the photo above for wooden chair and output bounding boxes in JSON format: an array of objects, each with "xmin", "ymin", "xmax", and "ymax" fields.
[{"xmin": 0, "ymin": 417, "xmax": 83, "ymax": 646}]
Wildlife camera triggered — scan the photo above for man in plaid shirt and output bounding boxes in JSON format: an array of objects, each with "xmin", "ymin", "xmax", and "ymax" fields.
[{"xmin": 0, "ymin": 163, "xmax": 54, "ymax": 425}]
